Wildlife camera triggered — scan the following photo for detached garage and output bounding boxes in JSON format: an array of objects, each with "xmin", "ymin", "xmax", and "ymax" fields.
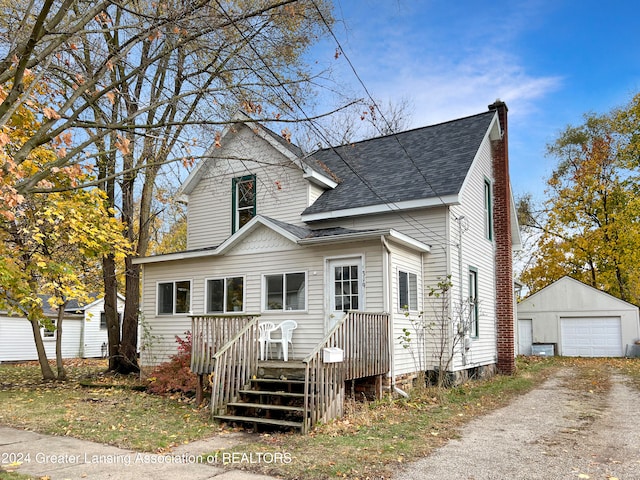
[{"xmin": 517, "ymin": 276, "xmax": 640, "ymax": 357}]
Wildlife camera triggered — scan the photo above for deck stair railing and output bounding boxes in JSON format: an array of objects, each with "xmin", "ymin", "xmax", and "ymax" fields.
[
  {"xmin": 190, "ymin": 315, "xmax": 260, "ymax": 411},
  {"xmin": 207, "ymin": 317, "xmax": 260, "ymax": 416},
  {"xmin": 302, "ymin": 311, "xmax": 389, "ymax": 434}
]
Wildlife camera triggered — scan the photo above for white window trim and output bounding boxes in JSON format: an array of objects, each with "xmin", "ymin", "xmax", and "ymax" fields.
[
  {"xmin": 262, "ymin": 271, "xmax": 308, "ymax": 313},
  {"xmin": 468, "ymin": 267, "xmax": 479, "ymax": 338},
  {"xmin": 156, "ymin": 279, "xmax": 192, "ymax": 316},
  {"xmin": 397, "ymin": 268, "xmax": 419, "ymax": 312},
  {"xmin": 484, "ymin": 178, "xmax": 493, "ymax": 242},
  {"xmin": 204, "ymin": 276, "xmax": 246, "ymax": 314}
]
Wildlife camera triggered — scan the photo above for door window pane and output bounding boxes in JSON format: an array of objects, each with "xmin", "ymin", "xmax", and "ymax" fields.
[{"xmin": 334, "ymin": 264, "xmax": 360, "ymax": 312}]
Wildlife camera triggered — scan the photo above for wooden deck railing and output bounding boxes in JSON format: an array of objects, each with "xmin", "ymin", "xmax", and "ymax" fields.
[
  {"xmin": 208, "ymin": 317, "xmax": 260, "ymax": 416},
  {"xmin": 302, "ymin": 311, "xmax": 390, "ymax": 433},
  {"xmin": 190, "ymin": 315, "xmax": 255, "ymax": 375}
]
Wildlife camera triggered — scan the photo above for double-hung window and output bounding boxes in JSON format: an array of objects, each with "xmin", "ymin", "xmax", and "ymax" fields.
[
  {"xmin": 206, "ymin": 277, "xmax": 244, "ymax": 313},
  {"xmin": 398, "ymin": 270, "xmax": 418, "ymax": 311},
  {"xmin": 157, "ymin": 280, "xmax": 191, "ymax": 315},
  {"xmin": 484, "ymin": 179, "xmax": 493, "ymax": 241},
  {"xmin": 232, "ymin": 174, "xmax": 256, "ymax": 233},
  {"xmin": 468, "ymin": 267, "xmax": 479, "ymax": 337},
  {"xmin": 265, "ymin": 272, "xmax": 306, "ymax": 311}
]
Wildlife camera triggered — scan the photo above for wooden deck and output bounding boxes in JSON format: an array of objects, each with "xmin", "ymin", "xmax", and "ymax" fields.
[{"xmin": 189, "ymin": 311, "xmax": 390, "ymax": 433}]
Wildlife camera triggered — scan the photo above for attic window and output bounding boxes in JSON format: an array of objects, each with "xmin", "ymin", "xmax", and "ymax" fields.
[{"xmin": 232, "ymin": 174, "xmax": 256, "ymax": 233}]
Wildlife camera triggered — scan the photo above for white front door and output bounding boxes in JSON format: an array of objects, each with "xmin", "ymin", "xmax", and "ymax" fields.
[
  {"xmin": 518, "ymin": 319, "xmax": 533, "ymax": 355},
  {"xmin": 327, "ymin": 257, "xmax": 364, "ymax": 331}
]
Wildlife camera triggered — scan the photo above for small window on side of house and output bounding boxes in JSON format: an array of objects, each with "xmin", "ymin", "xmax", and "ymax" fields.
[
  {"xmin": 468, "ymin": 267, "xmax": 479, "ymax": 338},
  {"xmin": 484, "ymin": 179, "xmax": 493, "ymax": 241},
  {"xmin": 157, "ymin": 280, "xmax": 191, "ymax": 315},
  {"xmin": 398, "ymin": 270, "xmax": 418, "ymax": 311}
]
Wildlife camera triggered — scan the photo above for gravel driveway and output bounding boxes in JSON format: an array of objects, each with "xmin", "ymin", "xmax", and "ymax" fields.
[{"xmin": 395, "ymin": 368, "xmax": 640, "ymax": 480}]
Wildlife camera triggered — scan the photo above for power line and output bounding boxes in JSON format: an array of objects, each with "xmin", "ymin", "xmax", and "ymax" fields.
[
  {"xmin": 310, "ymin": 0, "xmax": 454, "ymax": 211},
  {"xmin": 214, "ymin": 0, "xmax": 455, "ymax": 247}
]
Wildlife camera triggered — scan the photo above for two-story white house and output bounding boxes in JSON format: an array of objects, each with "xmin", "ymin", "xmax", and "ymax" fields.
[{"xmin": 134, "ymin": 101, "xmax": 520, "ymax": 431}]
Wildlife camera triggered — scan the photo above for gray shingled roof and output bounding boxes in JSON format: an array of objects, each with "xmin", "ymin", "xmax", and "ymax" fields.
[
  {"xmin": 302, "ymin": 110, "xmax": 496, "ymax": 215},
  {"xmin": 263, "ymin": 216, "xmax": 378, "ymax": 239}
]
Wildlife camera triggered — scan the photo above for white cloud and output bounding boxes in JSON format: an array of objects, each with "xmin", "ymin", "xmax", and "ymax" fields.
[{"xmin": 363, "ymin": 51, "xmax": 563, "ymax": 128}]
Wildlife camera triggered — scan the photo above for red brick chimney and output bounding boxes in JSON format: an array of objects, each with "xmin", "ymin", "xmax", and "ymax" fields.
[{"xmin": 488, "ymin": 100, "xmax": 515, "ymax": 375}]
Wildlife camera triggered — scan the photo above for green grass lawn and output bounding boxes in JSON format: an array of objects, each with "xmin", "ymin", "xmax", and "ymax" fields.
[
  {"xmin": 0, "ymin": 360, "xmax": 219, "ymax": 452},
  {"xmin": 1, "ymin": 356, "xmax": 638, "ymax": 480}
]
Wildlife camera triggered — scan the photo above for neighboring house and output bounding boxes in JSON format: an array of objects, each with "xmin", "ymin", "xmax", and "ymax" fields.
[
  {"xmin": 135, "ymin": 100, "xmax": 520, "ymax": 380},
  {"xmin": 0, "ymin": 295, "xmax": 125, "ymax": 362},
  {"xmin": 517, "ymin": 276, "xmax": 640, "ymax": 357}
]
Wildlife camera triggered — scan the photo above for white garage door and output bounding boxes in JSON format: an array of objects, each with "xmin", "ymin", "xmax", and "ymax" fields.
[{"xmin": 560, "ymin": 316, "xmax": 623, "ymax": 357}]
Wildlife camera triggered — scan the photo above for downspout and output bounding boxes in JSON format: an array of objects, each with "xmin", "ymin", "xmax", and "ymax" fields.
[{"xmin": 381, "ymin": 235, "xmax": 408, "ymax": 397}]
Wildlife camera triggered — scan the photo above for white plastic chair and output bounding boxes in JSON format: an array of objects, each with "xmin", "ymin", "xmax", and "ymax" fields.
[
  {"xmin": 267, "ymin": 320, "xmax": 298, "ymax": 361},
  {"xmin": 258, "ymin": 321, "xmax": 276, "ymax": 361}
]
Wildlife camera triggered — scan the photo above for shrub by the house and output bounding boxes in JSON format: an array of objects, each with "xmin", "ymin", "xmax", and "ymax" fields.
[{"xmin": 147, "ymin": 332, "xmax": 199, "ymax": 396}]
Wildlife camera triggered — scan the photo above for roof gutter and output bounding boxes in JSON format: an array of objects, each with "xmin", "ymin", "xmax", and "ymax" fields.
[
  {"xmin": 301, "ymin": 194, "xmax": 460, "ymax": 223},
  {"xmin": 297, "ymin": 229, "xmax": 431, "ymax": 253}
]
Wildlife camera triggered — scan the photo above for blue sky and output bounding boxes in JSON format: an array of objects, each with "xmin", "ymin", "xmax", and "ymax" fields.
[{"xmin": 311, "ymin": 0, "xmax": 640, "ymax": 200}]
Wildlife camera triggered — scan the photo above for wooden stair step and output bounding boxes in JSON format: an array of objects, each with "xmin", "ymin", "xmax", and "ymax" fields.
[
  {"xmin": 214, "ymin": 415, "xmax": 303, "ymax": 429},
  {"xmin": 238, "ymin": 389, "xmax": 305, "ymax": 398},
  {"xmin": 251, "ymin": 378, "xmax": 305, "ymax": 385},
  {"xmin": 227, "ymin": 402, "xmax": 304, "ymax": 412}
]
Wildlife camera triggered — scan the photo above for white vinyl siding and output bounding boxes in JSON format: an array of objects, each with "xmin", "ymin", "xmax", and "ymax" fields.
[
  {"xmin": 0, "ymin": 315, "xmax": 82, "ymax": 361},
  {"xmin": 447, "ymin": 135, "xmax": 497, "ymax": 371},
  {"xmin": 139, "ymin": 226, "xmax": 385, "ymax": 366},
  {"xmin": 0, "ymin": 297, "xmax": 125, "ymax": 362},
  {"xmin": 187, "ymin": 125, "xmax": 310, "ymax": 250},
  {"xmin": 84, "ymin": 297, "xmax": 125, "ymax": 358}
]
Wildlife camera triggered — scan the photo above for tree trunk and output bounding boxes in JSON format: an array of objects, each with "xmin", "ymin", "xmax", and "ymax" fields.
[
  {"xmin": 103, "ymin": 254, "xmax": 121, "ymax": 371},
  {"xmin": 28, "ymin": 316, "xmax": 55, "ymax": 381},
  {"xmin": 118, "ymin": 257, "xmax": 140, "ymax": 374},
  {"xmin": 55, "ymin": 303, "xmax": 67, "ymax": 380},
  {"xmin": 116, "ymin": 144, "xmax": 140, "ymax": 374}
]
